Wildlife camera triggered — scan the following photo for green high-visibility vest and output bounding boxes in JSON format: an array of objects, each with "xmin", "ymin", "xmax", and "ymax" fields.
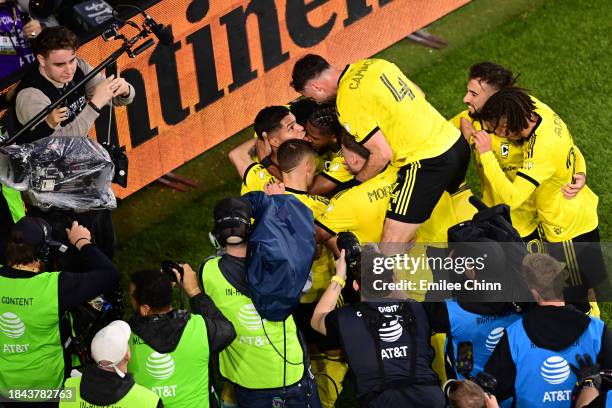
[
  {"xmin": 0, "ymin": 271, "xmax": 64, "ymax": 399},
  {"xmin": 201, "ymin": 257, "xmax": 305, "ymax": 389},
  {"xmin": 60, "ymin": 375, "xmax": 160, "ymax": 407},
  {"xmin": 128, "ymin": 314, "xmax": 210, "ymax": 408},
  {"xmin": 1, "ymin": 184, "xmax": 25, "ymax": 223}
]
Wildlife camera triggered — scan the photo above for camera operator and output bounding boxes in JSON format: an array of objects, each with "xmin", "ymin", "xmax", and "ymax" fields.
[
  {"xmin": 311, "ymin": 242, "xmax": 446, "ymax": 407},
  {"xmin": 199, "ymin": 196, "xmax": 321, "ymax": 408},
  {"xmin": 485, "ymin": 253, "xmax": 612, "ymax": 406},
  {"xmin": 422, "ymin": 239, "xmax": 522, "ymax": 380},
  {"xmin": 0, "ymin": 216, "xmax": 119, "ymax": 407},
  {"xmin": 10, "ymin": 25, "xmax": 134, "ymax": 143},
  {"xmin": 61, "ymin": 320, "xmax": 162, "ymax": 407},
  {"xmin": 127, "ymin": 263, "xmax": 235, "ymax": 408}
]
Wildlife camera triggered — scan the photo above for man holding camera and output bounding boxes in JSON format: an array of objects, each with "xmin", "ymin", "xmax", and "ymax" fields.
[
  {"xmin": 200, "ymin": 197, "xmax": 321, "ymax": 408},
  {"xmin": 311, "ymin": 243, "xmax": 445, "ymax": 407},
  {"xmin": 11, "ymin": 25, "xmax": 134, "ymax": 143},
  {"xmin": 127, "ymin": 263, "xmax": 235, "ymax": 408},
  {"xmin": 0, "ymin": 216, "xmax": 119, "ymax": 406}
]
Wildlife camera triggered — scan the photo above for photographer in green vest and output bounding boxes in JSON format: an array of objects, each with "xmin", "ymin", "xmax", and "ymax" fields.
[
  {"xmin": 0, "ymin": 216, "xmax": 119, "ymax": 407},
  {"xmin": 61, "ymin": 320, "xmax": 162, "ymax": 407},
  {"xmin": 127, "ymin": 262, "xmax": 235, "ymax": 407},
  {"xmin": 200, "ymin": 197, "xmax": 321, "ymax": 408}
]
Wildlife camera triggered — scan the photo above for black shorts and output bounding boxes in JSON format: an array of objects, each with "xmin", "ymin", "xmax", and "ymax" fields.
[
  {"xmin": 387, "ymin": 136, "xmax": 470, "ymax": 224},
  {"xmin": 545, "ymin": 227, "xmax": 609, "ymax": 306}
]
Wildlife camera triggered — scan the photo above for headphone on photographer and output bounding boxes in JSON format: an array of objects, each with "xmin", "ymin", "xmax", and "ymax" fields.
[
  {"xmin": 33, "ymin": 218, "xmax": 52, "ymax": 263},
  {"xmin": 209, "ymin": 198, "xmax": 253, "ymax": 249}
]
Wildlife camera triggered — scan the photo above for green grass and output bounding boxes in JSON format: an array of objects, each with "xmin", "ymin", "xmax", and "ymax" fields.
[{"xmin": 112, "ymin": 0, "xmax": 612, "ymax": 402}]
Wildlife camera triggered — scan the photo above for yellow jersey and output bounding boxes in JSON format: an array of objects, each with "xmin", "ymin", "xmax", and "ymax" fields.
[
  {"xmin": 450, "ymin": 110, "xmax": 538, "ymax": 237},
  {"xmin": 336, "ymin": 59, "xmax": 460, "ymax": 166},
  {"xmin": 479, "ymin": 99, "xmax": 598, "ymax": 242},
  {"xmin": 284, "ymin": 188, "xmax": 336, "ymax": 303},
  {"xmin": 319, "ymin": 149, "xmax": 353, "ymax": 184},
  {"xmin": 317, "ymin": 165, "xmax": 399, "ymax": 244},
  {"xmin": 240, "ymin": 163, "xmax": 277, "ymax": 195}
]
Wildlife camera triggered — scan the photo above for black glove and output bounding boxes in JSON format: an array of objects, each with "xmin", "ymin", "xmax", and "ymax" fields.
[{"xmin": 570, "ymin": 353, "xmax": 601, "ymax": 389}]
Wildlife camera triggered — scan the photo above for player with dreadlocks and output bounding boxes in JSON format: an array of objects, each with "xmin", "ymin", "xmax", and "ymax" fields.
[
  {"xmin": 452, "ymin": 62, "xmax": 587, "ymax": 241},
  {"xmin": 467, "ymin": 86, "xmax": 607, "ymax": 312},
  {"xmin": 305, "ymin": 104, "xmax": 353, "ymax": 196}
]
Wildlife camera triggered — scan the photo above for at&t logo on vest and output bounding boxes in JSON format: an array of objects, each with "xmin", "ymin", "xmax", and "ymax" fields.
[
  {"xmin": 541, "ymin": 356, "xmax": 570, "ymax": 384},
  {"xmin": 485, "ymin": 327, "xmax": 505, "ymax": 352},
  {"xmin": 238, "ymin": 303, "xmax": 263, "ymax": 331},
  {"xmin": 379, "ymin": 315, "xmax": 403, "ymax": 342},
  {"xmin": 0, "ymin": 312, "xmax": 26, "ymax": 339},
  {"xmin": 146, "ymin": 352, "xmax": 175, "ymax": 379}
]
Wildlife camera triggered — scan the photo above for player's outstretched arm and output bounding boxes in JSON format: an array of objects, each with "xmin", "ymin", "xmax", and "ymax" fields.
[{"xmin": 355, "ymin": 130, "xmax": 392, "ymax": 182}]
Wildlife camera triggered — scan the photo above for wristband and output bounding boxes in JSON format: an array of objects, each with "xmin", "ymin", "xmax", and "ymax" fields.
[
  {"xmin": 74, "ymin": 237, "xmax": 90, "ymax": 247},
  {"xmin": 331, "ymin": 276, "xmax": 346, "ymax": 288},
  {"xmin": 260, "ymin": 156, "xmax": 273, "ymax": 168},
  {"xmin": 88, "ymin": 101, "xmax": 101, "ymax": 114}
]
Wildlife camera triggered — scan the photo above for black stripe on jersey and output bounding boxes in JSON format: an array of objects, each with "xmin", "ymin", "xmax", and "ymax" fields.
[
  {"xmin": 338, "ymin": 65, "xmax": 350, "ymax": 85},
  {"xmin": 516, "ymin": 172, "xmax": 540, "ymax": 187},
  {"xmin": 452, "ymin": 183, "xmax": 470, "ymax": 196},
  {"xmin": 242, "ymin": 162, "xmax": 259, "ymax": 186},
  {"xmin": 380, "ymin": 73, "xmax": 400, "ymax": 101},
  {"xmin": 358, "ymin": 126, "xmax": 380, "ymax": 145},
  {"xmin": 315, "ymin": 219, "xmax": 337, "ymax": 237},
  {"xmin": 319, "ymin": 171, "xmax": 342, "ymax": 185}
]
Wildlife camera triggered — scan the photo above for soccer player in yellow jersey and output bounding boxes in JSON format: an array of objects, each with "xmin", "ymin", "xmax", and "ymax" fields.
[
  {"xmin": 274, "ymin": 139, "xmax": 347, "ymax": 408},
  {"xmin": 451, "ymin": 62, "xmax": 587, "ymax": 240},
  {"xmin": 291, "ymin": 55, "xmax": 471, "ymax": 253},
  {"xmin": 229, "ymin": 106, "xmax": 305, "ymax": 195},
  {"xmin": 304, "ymin": 104, "xmax": 353, "ymax": 196},
  {"xmin": 471, "ymin": 87, "xmax": 606, "ymax": 308}
]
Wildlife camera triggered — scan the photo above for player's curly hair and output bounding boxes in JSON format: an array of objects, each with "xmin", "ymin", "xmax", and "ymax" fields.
[
  {"xmin": 469, "ymin": 62, "xmax": 517, "ymax": 90},
  {"xmin": 478, "ymin": 87, "xmax": 535, "ymax": 135},
  {"xmin": 307, "ymin": 104, "xmax": 340, "ymax": 136},
  {"xmin": 291, "ymin": 54, "xmax": 330, "ymax": 92}
]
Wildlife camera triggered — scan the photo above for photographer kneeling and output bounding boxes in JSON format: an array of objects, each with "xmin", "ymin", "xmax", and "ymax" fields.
[
  {"xmin": 0, "ymin": 217, "xmax": 119, "ymax": 406},
  {"xmin": 127, "ymin": 263, "xmax": 235, "ymax": 408},
  {"xmin": 311, "ymin": 240, "xmax": 445, "ymax": 407}
]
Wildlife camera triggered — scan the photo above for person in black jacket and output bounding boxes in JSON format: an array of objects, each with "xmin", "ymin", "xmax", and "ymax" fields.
[
  {"xmin": 0, "ymin": 216, "xmax": 119, "ymax": 407},
  {"xmin": 312, "ymin": 243, "xmax": 446, "ymax": 408},
  {"xmin": 61, "ymin": 320, "xmax": 163, "ymax": 407},
  {"xmin": 127, "ymin": 264, "xmax": 236, "ymax": 407}
]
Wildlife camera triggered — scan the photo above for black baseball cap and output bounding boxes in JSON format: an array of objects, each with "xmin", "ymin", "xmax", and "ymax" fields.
[
  {"xmin": 11, "ymin": 217, "xmax": 64, "ymax": 249},
  {"xmin": 213, "ymin": 197, "xmax": 252, "ymax": 245}
]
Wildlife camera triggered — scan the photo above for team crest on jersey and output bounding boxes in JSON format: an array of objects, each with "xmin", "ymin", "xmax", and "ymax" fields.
[{"xmin": 501, "ymin": 143, "xmax": 509, "ymax": 158}]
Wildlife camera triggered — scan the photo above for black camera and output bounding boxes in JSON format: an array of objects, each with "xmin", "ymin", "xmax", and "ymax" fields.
[
  {"xmin": 161, "ymin": 260, "xmax": 184, "ymax": 283},
  {"xmin": 337, "ymin": 231, "xmax": 361, "ymax": 276}
]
